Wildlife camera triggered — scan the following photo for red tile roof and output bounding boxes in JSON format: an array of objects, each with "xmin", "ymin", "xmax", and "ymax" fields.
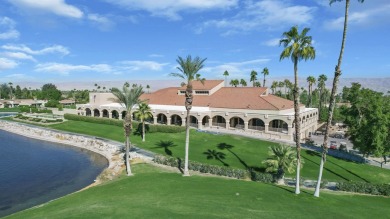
[
  {"xmin": 177, "ymin": 80, "xmax": 224, "ymax": 90},
  {"xmin": 141, "ymin": 84, "xmax": 296, "ymax": 111}
]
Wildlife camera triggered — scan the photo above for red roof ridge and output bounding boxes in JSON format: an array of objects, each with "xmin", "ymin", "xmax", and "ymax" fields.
[{"xmin": 262, "ymin": 95, "xmax": 283, "ymax": 110}]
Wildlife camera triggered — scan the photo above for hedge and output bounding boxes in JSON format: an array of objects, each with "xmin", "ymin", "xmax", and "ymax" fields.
[
  {"xmin": 153, "ymin": 154, "xmax": 274, "ymax": 183},
  {"xmin": 19, "ymin": 106, "xmax": 52, "ymax": 114},
  {"xmin": 64, "ymin": 114, "xmax": 186, "ymax": 133},
  {"xmin": 336, "ymin": 181, "xmax": 390, "ymax": 196}
]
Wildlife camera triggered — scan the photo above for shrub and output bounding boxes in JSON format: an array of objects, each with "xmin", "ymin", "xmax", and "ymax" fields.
[
  {"xmin": 336, "ymin": 181, "xmax": 390, "ymax": 196},
  {"xmin": 248, "ymin": 169, "xmax": 274, "ymax": 183},
  {"xmin": 19, "ymin": 106, "xmax": 52, "ymax": 114},
  {"xmin": 45, "ymin": 100, "xmax": 60, "ymax": 108},
  {"xmin": 64, "ymin": 114, "xmax": 186, "ymax": 133},
  {"xmin": 153, "ymin": 155, "xmax": 249, "ymax": 180}
]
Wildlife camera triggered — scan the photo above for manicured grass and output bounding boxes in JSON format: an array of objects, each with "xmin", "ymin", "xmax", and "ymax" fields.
[
  {"xmin": 0, "ymin": 108, "xmax": 20, "ymax": 112},
  {"xmin": 47, "ymin": 120, "xmax": 390, "ymax": 184},
  {"xmin": 6, "ymin": 164, "xmax": 390, "ymax": 219}
]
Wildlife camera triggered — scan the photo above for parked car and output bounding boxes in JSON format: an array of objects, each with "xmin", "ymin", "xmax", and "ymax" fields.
[
  {"xmin": 330, "ymin": 141, "xmax": 337, "ymax": 150},
  {"xmin": 339, "ymin": 142, "xmax": 348, "ymax": 152}
]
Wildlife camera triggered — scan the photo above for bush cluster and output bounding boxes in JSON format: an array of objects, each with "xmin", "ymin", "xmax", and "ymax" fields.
[
  {"xmin": 154, "ymin": 155, "xmax": 274, "ymax": 182},
  {"xmin": 153, "ymin": 155, "xmax": 246, "ymax": 179},
  {"xmin": 64, "ymin": 114, "xmax": 186, "ymax": 133},
  {"xmin": 15, "ymin": 114, "xmax": 63, "ymax": 123},
  {"xmin": 19, "ymin": 106, "xmax": 52, "ymax": 114},
  {"xmin": 336, "ymin": 181, "xmax": 390, "ymax": 196}
]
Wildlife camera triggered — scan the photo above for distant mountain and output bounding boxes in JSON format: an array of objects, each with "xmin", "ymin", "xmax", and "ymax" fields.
[{"xmin": 14, "ymin": 77, "xmax": 389, "ymax": 93}]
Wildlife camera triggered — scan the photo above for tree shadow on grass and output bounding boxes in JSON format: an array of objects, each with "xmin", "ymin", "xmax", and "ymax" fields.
[
  {"xmin": 326, "ymin": 159, "xmax": 369, "ymax": 183},
  {"xmin": 153, "ymin": 140, "xmax": 177, "ymax": 156},
  {"xmin": 303, "ymin": 155, "xmax": 351, "ymax": 182},
  {"xmin": 203, "ymin": 149, "xmax": 229, "ymax": 166},
  {"xmin": 217, "ymin": 143, "xmax": 249, "ymax": 169}
]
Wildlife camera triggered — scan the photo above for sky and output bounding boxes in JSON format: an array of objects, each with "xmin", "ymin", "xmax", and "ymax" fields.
[{"xmin": 0, "ymin": 0, "xmax": 389, "ymax": 87}]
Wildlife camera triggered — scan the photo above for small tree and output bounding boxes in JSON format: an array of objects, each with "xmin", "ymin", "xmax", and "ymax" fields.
[
  {"xmin": 262, "ymin": 144, "xmax": 298, "ymax": 184},
  {"xmin": 134, "ymin": 103, "xmax": 152, "ymax": 142}
]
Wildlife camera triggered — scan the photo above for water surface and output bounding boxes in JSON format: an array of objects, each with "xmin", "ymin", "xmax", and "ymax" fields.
[{"xmin": 0, "ymin": 128, "xmax": 108, "ymax": 217}]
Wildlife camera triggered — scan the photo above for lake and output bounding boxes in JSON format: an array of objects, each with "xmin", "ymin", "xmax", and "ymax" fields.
[{"xmin": 0, "ymin": 123, "xmax": 108, "ymax": 217}]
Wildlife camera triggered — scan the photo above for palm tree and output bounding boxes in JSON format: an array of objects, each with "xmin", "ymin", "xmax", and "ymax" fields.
[
  {"xmin": 8, "ymin": 82, "xmax": 13, "ymax": 99},
  {"xmin": 111, "ymin": 84, "xmax": 144, "ymax": 176},
  {"xmin": 314, "ymin": 0, "xmax": 365, "ymax": 198},
  {"xmin": 284, "ymin": 79, "xmax": 291, "ymax": 98},
  {"xmin": 240, "ymin": 79, "xmax": 247, "ymax": 87},
  {"xmin": 146, "ymin": 85, "xmax": 150, "ymax": 93},
  {"xmin": 134, "ymin": 103, "xmax": 152, "ymax": 142},
  {"xmin": 250, "ymin": 70, "xmax": 258, "ymax": 87},
  {"xmin": 307, "ymin": 76, "xmax": 316, "ymax": 107},
  {"xmin": 262, "ymin": 144, "xmax": 298, "ymax": 184},
  {"xmin": 223, "ymin": 70, "xmax": 229, "ymax": 87},
  {"xmin": 278, "ymin": 81, "xmax": 284, "ymax": 96},
  {"xmin": 261, "ymin": 67, "xmax": 269, "ymax": 87},
  {"xmin": 271, "ymin": 81, "xmax": 278, "ymax": 94},
  {"xmin": 317, "ymin": 74, "xmax": 328, "ymax": 119},
  {"xmin": 280, "ymin": 25, "xmax": 315, "ymax": 194},
  {"xmin": 170, "ymin": 55, "xmax": 206, "ymax": 176},
  {"xmin": 230, "ymin": 79, "xmax": 239, "ymax": 87}
]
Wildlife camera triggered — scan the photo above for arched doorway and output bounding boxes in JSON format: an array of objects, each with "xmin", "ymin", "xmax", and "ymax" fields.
[
  {"xmin": 248, "ymin": 118, "xmax": 265, "ymax": 131},
  {"xmin": 269, "ymin": 119, "xmax": 288, "ymax": 133},
  {"xmin": 189, "ymin": 115, "xmax": 198, "ymax": 128},
  {"xmin": 171, "ymin": 114, "xmax": 182, "ymax": 126},
  {"xmin": 121, "ymin": 111, "xmax": 127, "ymax": 119},
  {"xmin": 230, "ymin": 116, "xmax": 244, "ymax": 129},
  {"xmin": 85, "ymin": 108, "xmax": 91, "ymax": 116},
  {"xmin": 102, "ymin": 109, "xmax": 109, "ymax": 118},
  {"xmin": 202, "ymin": 115, "xmax": 210, "ymax": 127},
  {"xmin": 111, "ymin": 110, "xmax": 119, "ymax": 119},
  {"xmin": 212, "ymin": 115, "xmax": 226, "ymax": 128},
  {"xmin": 93, "ymin": 109, "xmax": 100, "ymax": 117},
  {"xmin": 157, "ymin": 113, "xmax": 167, "ymax": 124}
]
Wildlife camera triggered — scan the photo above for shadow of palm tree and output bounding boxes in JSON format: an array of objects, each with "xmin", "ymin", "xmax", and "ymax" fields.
[
  {"xmin": 303, "ymin": 155, "xmax": 351, "ymax": 181},
  {"xmin": 326, "ymin": 159, "xmax": 369, "ymax": 183},
  {"xmin": 217, "ymin": 143, "xmax": 248, "ymax": 169},
  {"xmin": 153, "ymin": 140, "xmax": 177, "ymax": 156},
  {"xmin": 203, "ymin": 149, "xmax": 229, "ymax": 166}
]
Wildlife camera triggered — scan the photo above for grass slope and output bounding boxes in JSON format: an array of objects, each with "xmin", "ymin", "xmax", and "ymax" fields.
[
  {"xmin": 48, "ymin": 121, "xmax": 390, "ymax": 184},
  {"xmin": 6, "ymin": 164, "xmax": 390, "ymax": 219}
]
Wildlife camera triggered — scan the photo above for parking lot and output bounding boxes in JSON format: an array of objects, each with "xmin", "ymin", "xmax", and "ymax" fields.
[{"xmin": 309, "ymin": 133, "xmax": 354, "ymax": 151}]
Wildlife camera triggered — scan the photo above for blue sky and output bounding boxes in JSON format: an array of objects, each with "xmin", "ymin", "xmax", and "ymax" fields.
[{"xmin": 0, "ymin": 0, "xmax": 389, "ymax": 86}]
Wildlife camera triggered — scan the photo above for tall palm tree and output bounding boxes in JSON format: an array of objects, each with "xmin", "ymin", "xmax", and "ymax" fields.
[
  {"xmin": 230, "ymin": 79, "xmax": 239, "ymax": 87},
  {"xmin": 307, "ymin": 76, "xmax": 316, "ymax": 107},
  {"xmin": 262, "ymin": 144, "xmax": 298, "ymax": 184},
  {"xmin": 280, "ymin": 25, "xmax": 315, "ymax": 194},
  {"xmin": 317, "ymin": 74, "xmax": 328, "ymax": 119},
  {"xmin": 278, "ymin": 81, "xmax": 284, "ymax": 96},
  {"xmin": 223, "ymin": 70, "xmax": 229, "ymax": 87},
  {"xmin": 146, "ymin": 85, "xmax": 150, "ymax": 93},
  {"xmin": 170, "ymin": 55, "xmax": 206, "ymax": 176},
  {"xmin": 261, "ymin": 67, "xmax": 269, "ymax": 87},
  {"xmin": 271, "ymin": 81, "xmax": 278, "ymax": 94},
  {"xmin": 8, "ymin": 82, "xmax": 13, "ymax": 99},
  {"xmin": 240, "ymin": 79, "xmax": 247, "ymax": 87},
  {"xmin": 134, "ymin": 103, "xmax": 152, "ymax": 142},
  {"xmin": 111, "ymin": 84, "xmax": 144, "ymax": 176},
  {"xmin": 314, "ymin": 0, "xmax": 365, "ymax": 198},
  {"xmin": 250, "ymin": 70, "xmax": 258, "ymax": 87},
  {"xmin": 284, "ymin": 79, "xmax": 291, "ymax": 98}
]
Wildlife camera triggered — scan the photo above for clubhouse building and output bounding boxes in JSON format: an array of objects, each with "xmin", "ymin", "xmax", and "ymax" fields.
[{"xmin": 77, "ymin": 80, "xmax": 318, "ymax": 142}]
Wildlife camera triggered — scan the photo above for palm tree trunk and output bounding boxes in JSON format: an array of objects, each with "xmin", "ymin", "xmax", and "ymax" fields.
[
  {"xmin": 263, "ymin": 75, "xmax": 266, "ymax": 87},
  {"xmin": 125, "ymin": 135, "xmax": 132, "ymax": 176},
  {"xmin": 293, "ymin": 59, "xmax": 301, "ymax": 195},
  {"xmin": 314, "ymin": 0, "xmax": 350, "ymax": 197},
  {"xmin": 183, "ymin": 109, "xmax": 191, "ymax": 176},
  {"xmin": 142, "ymin": 121, "xmax": 145, "ymax": 142}
]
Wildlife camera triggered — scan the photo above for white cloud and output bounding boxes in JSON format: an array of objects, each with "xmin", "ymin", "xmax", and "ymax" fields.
[
  {"xmin": 35, "ymin": 63, "xmax": 112, "ymax": 75},
  {"xmin": 87, "ymin": 14, "xmax": 115, "ymax": 31},
  {"xmin": 118, "ymin": 60, "xmax": 169, "ymax": 71},
  {"xmin": 0, "ymin": 57, "xmax": 18, "ymax": 70},
  {"xmin": 201, "ymin": 0, "xmax": 316, "ymax": 35},
  {"xmin": 8, "ymin": 0, "xmax": 83, "ymax": 18},
  {"xmin": 3, "ymin": 52, "xmax": 36, "ymax": 62},
  {"xmin": 203, "ymin": 59, "xmax": 270, "ymax": 77},
  {"xmin": 0, "ymin": 17, "xmax": 20, "ymax": 40},
  {"xmin": 149, "ymin": 54, "xmax": 164, "ymax": 58},
  {"xmin": 324, "ymin": 3, "xmax": 390, "ymax": 30},
  {"xmin": 2, "ymin": 44, "xmax": 70, "ymax": 56},
  {"xmin": 103, "ymin": 0, "xmax": 238, "ymax": 20},
  {"xmin": 263, "ymin": 38, "xmax": 280, "ymax": 47},
  {"xmin": 5, "ymin": 73, "xmax": 33, "ymax": 80}
]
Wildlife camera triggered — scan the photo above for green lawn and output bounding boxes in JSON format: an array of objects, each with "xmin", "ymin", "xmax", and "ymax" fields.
[
  {"xmin": 47, "ymin": 120, "xmax": 390, "ymax": 184},
  {"xmin": 0, "ymin": 108, "xmax": 20, "ymax": 112},
  {"xmin": 6, "ymin": 164, "xmax": 390, "ymax": 219}
]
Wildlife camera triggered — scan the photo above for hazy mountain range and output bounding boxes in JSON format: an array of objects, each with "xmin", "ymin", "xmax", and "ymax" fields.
[{"xmin": 15, "ymin": 77, "xmax": 390, "ymax": 94}]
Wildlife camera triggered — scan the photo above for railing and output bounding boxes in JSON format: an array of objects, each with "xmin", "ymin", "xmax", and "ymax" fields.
[
  {"xmin": 248, "ymin": 125, "xmax": 265, "ymax": 131},
  {"xmin": 233, "ymin": 124, "xmax": 244, "ymax": 129},
  {"xmin": 268, "ymin": 127, "xmax": 288, "ymax": 134},
  {"xmin": 212, "ymin": 122, "xmax": 226, "ymax": 128},
  {"xmin": 203, "ymin": 122, "xmax": 209, "ymax": 127},
  {"xmin": 189, "ymin": 123, "xmax": 198, "ymax": 128}
]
